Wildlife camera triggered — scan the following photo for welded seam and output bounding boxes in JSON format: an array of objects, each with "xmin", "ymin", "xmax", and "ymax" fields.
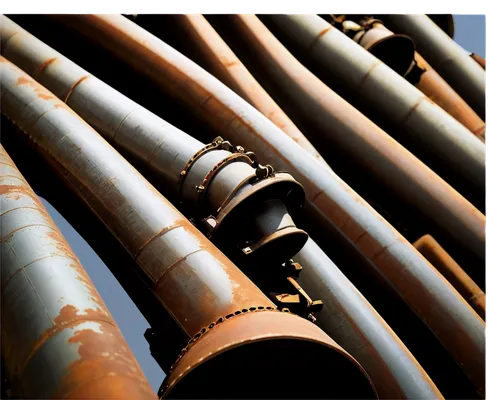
[
  {"xmin": 0, "ymin": 174, "xmax": 28, "ymax": 184},
  {"xmin": 153, "ymin": 248, "xmax": 207, "ymax": 287},
  {"xmin": 33, "ymin": 57, "xmax": 59, "ymax": 79},
  {"xmin": 0, "ymin": 205, "xmax": 46, "ymax": 218},
  {"xmin": 1, "ymin": 223, "xmax": 54, "ymax": 243},
  {"xmin": 133, "ymin": 223, "xmax": 188, "ymax": 260},
  {"xmin": 2, "ymin": 253, "xmax": 79, "ymax": 291},
  {"xmin": 63, "ymin": 74, "xmax": 91, "ymax": 104},
  {"xmin": 308, "ymin": 26, "xmax": 333, "ymax": 52},
  {"xmin": 111, "ymin": 107, "xmax": 142, "ymax": 141}
]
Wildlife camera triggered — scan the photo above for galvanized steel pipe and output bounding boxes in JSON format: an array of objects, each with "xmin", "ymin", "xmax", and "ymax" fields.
[
  {"xmin": 346, "ymin": 18, "xmax": 485, "ymax": 140},
  {"xmin": 414, "ymin": 235, "xmax": 485, "ymax": 320},
  {"xmin": 0, "ymin": 145, "xmax": 156, "ymax": 399},
  {"xmin": 265, "ymin": 14, "xmax": 485, "ymax": 206},
  {"xmin": 46, "ymin": 14, "xmax": 486, "ymax": 395},
  {"xmin": 0, "ymin": 17, "xmax": 441, "ymax": 398},
  {"xmin": 0, "ymin": 56, "xmax": 378, "ymax": 399},
  {"xmin": 380, "ymin": 14, "xmax": 486, "ymax": 119}
]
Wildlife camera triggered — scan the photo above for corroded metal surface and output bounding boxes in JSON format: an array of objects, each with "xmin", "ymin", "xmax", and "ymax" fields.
[
  {"xmin": 0, "ymin": 17, "xmax": 441, "ymax": 398},
  {"xmin": 0, "ymin": 57, "xmax": 377, "ymax": 398},
  {"xmin": 414, "ymin": 235, "xmax": 485, "ymax": 320},
  {"xmin": 169, "ymin": 14, "xmax": 330, "ymax": 168},
  {"xmin": 347, "ymin": 18, "xmax": 485, "ymax": 139},
  {"xmin": 220, "ymin": 14, "xmax": 485, "ymax": 263},
  {"xmin": 0, "ymin": 145, "xmax": 155, "ymax": 399},
  {"xmin": 380, "ymin": 14, "xmax": 486, "ymax": 119},
  {"xmin": 265, "ymin": 14, "xmax": 485, "ymax": 207},
  {"xmin": 294, "ymin": 240, "xmax": 443, "ymax": 399},
  {"xmin": 46, "ymin": 14, "xmax": 486, "ymax": 396},
  {"xmin": 0, "ymin": 15, "xmax": 308, "ymax": 269}
]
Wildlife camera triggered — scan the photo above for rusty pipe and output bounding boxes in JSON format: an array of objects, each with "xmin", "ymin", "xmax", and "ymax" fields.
[
  {"xmin": 470, "ymin": 53, "xmax": 486, "ymax": 70},
  {"xmin": 210, "ymin": 14, "xmax": 486, "ymax": 264},
  {"xmin": 46, "ymin": 14, "xmax": 486, "ymax": 395},
  {"xmin": 414, "ymin": 235, "xmax": 485, "ymax": 320},
  {"xmin": 0, "ymin": 145, "xmax": 156, "ymax": 399},
  {"xmin": 346, "ymin": 18, "xmax": 485, "ymax": 140},
  {"xmin": 379, "ymin": 14, "xmax": 486, "ymax": 119},
  {"xmin": 294, "ymin": 240, "xmax": 443, "ymax": 399},
  {"xmin": 264, "ymin": 14, "xmax": 485, "ymax": 208},
  {"xmin": 0, "ymin": 18, "xmax": 442, "ymax": 398},
  {"xmin": 164, "ymin": 14, "xmax": 330, "ymax": 169},
  {"xmin": 0, "ymin": 56, "xmax": 378, "ymax": 399}
]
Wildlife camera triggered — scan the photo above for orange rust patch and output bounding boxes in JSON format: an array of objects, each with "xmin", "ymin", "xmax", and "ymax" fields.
[{"xmin": 15, "ymin": 76, "xmax": 31, "ymax": 86}]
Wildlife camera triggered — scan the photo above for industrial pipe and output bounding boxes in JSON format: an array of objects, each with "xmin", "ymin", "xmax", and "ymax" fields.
[
  {"xmin": 379, "ymin": 14, "xmax": 486, "ymax": 119},
  {"xmin": 0, "ymin": 56, "xmax": 378, "ymax": 399},
  {"xmin": 470, "ymin": 53, "xmax": 486, "ymax": 70},
  {"xmin": 44, "ymin": 14, "xmax": 486, "ymax": 395},
  {"xmin": 337, "ymin": 16, "xmax": 485, "ymax": 140},
  {"xmin": 264, "ymin": 14, "xmax": 485, "ymax": 209},
  {"xmin": 0, "ymin": 145, "xmax": 156, "ymax": 399},
  {"xmin": 0, "ymin": 17, "xmax": 444, "ymax": 398},
  {"xmin": 158, "ymin": 14, "xmax": 330, "ymax": 168},
  {"xmin": 414, "ymin": 235, "xmax": 485, "ymax": 320},
  {"xmin": 206, "ymin": 14, "xmax": 486, "ymax": 264}
]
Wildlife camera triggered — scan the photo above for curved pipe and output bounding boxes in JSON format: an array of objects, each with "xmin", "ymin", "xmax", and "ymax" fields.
[
  {"xmin": 0, "ymin": 57, "xmax": 377, "ymax": 399},
  {"xmin": 265, "ymin": 15, "xmax": 485, "ymax": 209},
  {"xmin": 208, "ymin": 15, "xmax": 485, "ymax": 264},
  {"xmin": 414, "ymin": 235, "xmax": 485, "ymax": 320},
  {"xmin": 47, "ymin": 14, "xmax": 485, "ymax": 396},
  {"xmin": 164, "ymin": 14, "xmax": 330, "ymax": 168},
  {"xmin": 379, "ymin": 14, "xmax": 485, "ymax": 119},
  {"xmin": 349, "ymin": 19, "xmax": 485, "ymax": 140},
  {"xmin": 0, "ymin": 17, "xmax": 442, "ymax": 398},
  {"xmin": 294, "ymin": 240, "xmax": 443, "ymax": 399},
  {"xmin": 0, "ymin": 145, "xmax": 156, "ymax": 399}
]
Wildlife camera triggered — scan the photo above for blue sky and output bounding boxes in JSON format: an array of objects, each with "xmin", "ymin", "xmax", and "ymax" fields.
[{"xmin": 38, "ymin": 14, "xmax": 486, "ymax": 391}]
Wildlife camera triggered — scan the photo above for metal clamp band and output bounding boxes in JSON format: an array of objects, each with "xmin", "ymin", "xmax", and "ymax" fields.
[{"xmin": 195, "ymin": 153, "xmax": 254, "ymax": 209}]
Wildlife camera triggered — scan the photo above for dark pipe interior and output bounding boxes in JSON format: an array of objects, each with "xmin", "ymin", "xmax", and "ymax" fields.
[{"xmin": 166, "ymin": 339, "xmax": 377, "ymax": 399}]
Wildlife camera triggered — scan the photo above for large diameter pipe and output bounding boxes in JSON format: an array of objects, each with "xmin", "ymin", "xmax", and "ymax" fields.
[
  {"xmin": 380, "ymin": 14, "xmax": 486, "ymax": 119},
  {"xmin": 265, "ymin": 15, "xmax": 485, "ymax": 207},
  {"xmin": 0, "ymin": 18, "xmax": 441, "ymax": 398},
  {"xmin": 294, "ymin": 240, "xmax": 443, "ymax": 399},
  {"xmin": 0, "ymin": 145, "xmax": 156, "ymax": 399},
  {"xmin": 167, "ymin": 14, "xmax": 330, "ymax": 168},
  {"xmin": 49, "ymin": 14, "xmax": 485, "ymax": 395},
  {"xmin": 206, "ymin": 15, "xmax": 485, "ymax": 264},
  {"xmin": 414, "ymin": 235, "xmax": 485, "ymax": 320},
  {"xmin": 349, "ymin": 19, "xmax": 485, "ymax": 140},
  {"xmin": 0, "ymin": 57, "xmax": 377, "ymax": 399}
]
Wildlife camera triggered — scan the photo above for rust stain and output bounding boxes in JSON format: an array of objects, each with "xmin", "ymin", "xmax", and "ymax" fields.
[
  {"xmin": 357, "ymin": 61, "xmax": 383, "ymax": 90},
  {"xmin": 309, "ymin": 26, "xmax": 333, "ymax": 51},
  {"xmin": 33, "ymin": 57, "xmax": 58, "ymax": 79},
  {"xmin": 64, "ymin": 75, "xmax": 91, "ymax": 104}
]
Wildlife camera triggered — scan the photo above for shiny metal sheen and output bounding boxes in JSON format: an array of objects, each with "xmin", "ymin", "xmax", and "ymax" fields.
[
  {"xmin": 266, "ymin": 14, "xmax": 485, "ymax": 205},
  {"xmin": 48, "ymin": 14, "xmax": 485, "ymax": 396},
  {"xmin": 0, "ymin": 56, "xmax": 377, "ymax": 399},
  {"xmin": 0, "ymin": 145, "xmax": 156, "ymax": 399}
]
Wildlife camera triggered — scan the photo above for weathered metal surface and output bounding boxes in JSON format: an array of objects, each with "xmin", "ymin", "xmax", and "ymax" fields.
[
  {"xmin": 0, "ymin": 56, "xmax": 377, "ymax": 399},
  {"xmin": 0, "ymin": 17, "xmax": 440, "ymax": 398},
  {"xmin": 0, "ymin": 145, "xmax": 155, "ymax": 399},
  {"xmin": 470, "ymin": 53, "xmax": 486, "ymax": 70},
  {"xmin": 293, "ymin": 240, "xmax": 443, "ymax": 399},
  {"xmin": 379, "ymin": 14, "xmax": 486, "ymax": 119},
  {"xmin": 0, "ymin": 15, "xmax": 310, "ymax": 270},
  {"xmin": 166, "ymin": 14, "xmax": 330, "ymax": 168},
  {"xmin": 347, "ymin": 18, "xmax": 485, "ymax": 140},
  {"xmin": 215, "ymin": 14, "xmax": 485, "ymax": 263},
  {"xmin": 46, "ymin": 14, "xmax": 485, "ymax": 396},
  {"xmin": 265, "ymin": 15, "xmax": 485, "ymax": 209},
  {"xmin": 414, "ymin": 235, "xmax": 485, "ymax": 320}
]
